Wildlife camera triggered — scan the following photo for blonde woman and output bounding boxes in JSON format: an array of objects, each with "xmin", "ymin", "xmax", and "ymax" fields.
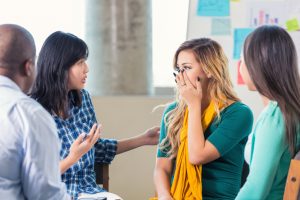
[{"xmin": 153, "ymin": 38, "xmax": 253, "ymax": 200}]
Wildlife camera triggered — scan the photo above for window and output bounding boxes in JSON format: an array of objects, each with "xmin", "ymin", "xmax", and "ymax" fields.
[
  {"xmin": 152, "ymin": 0, "xmax": 189, "ymax": 88},
  {"xmin": 0, "ymin": 0, "xmax": 85, "ymax": 55},
  {"xmin": 0, "ymin": 0, "xmax": 189, "ymax": 90}
]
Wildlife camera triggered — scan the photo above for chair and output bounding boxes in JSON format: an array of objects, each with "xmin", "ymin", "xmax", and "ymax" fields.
[
  {"xmin": 94, "ymin": 163, "xmax": 109, "ymax": 191},
  {"xmin": 283, "ymin": 150, "xmax": 300, "ymax": 200}
]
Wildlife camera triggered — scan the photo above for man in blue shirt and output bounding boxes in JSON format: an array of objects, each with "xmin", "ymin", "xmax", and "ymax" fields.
[{"xmin": 0, "ymin": 24, "xmax": 70, "ymax": 200}]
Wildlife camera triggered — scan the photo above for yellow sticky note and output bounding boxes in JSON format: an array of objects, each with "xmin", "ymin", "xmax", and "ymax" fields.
[{"xmin": 286, "ymin": 18, "xmax": 300, "ymax": 31}]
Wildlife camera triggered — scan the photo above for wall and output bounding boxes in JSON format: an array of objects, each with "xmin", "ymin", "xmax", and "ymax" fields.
[
  {"xmin": 186, "ymin": 0, "xmax": 300, "ymax": 119},
  {"xmin": 186, "ymin": 0, "xmax": 269, "ymax": 119},
  {"xmin": 89, "ymin": 2, "xmax": 300, "ymax": 199},
  {"xmin": 92, "ymin": 96, "xmax": 172, "ymax": 199}
]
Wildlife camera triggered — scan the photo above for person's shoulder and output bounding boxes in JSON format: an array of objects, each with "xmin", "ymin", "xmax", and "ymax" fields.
[
  {"xmin": 1, "ymin": 87, "xmax": 46, "ymax": 118},
  {"xmin": 80, "ymin": 89, "xmax": 92, "ymax": 101},
  {"xmin": 266, "ymin": 101, "xmax": 282, "ymax": 117},
  {"xmin": 260, "ymin": 101, "xmax": 284, "ymax": 128},
  {"xmin": 2, "ymin": 89, "xmax": 57, "ymax": 143},
  {"xmin": 18, "ymin": 95, "xmax": 47, "ymax": 113},
  {"xmin": 24, "ymin": 98, "xmax": 57, "ymax": 126},
  {"xmin": 13, "ymin": 95, "xmax": 57, "ymax": 131},
  {"xmin": 13, "ymin": 94, "xmax": 54, "ymax": 125},
  {"xmin": 222, "ymin": 101, "xmax": 253, "ymax": 120},
  {"xmin": 224, "ymin": 101, "xmax": 252, "ymax": 113}
]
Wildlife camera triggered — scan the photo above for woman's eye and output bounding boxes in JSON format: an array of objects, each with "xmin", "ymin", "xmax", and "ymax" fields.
[{"xmin": 183, "ymin": 66, "xmax": 191, "ymax": 70}]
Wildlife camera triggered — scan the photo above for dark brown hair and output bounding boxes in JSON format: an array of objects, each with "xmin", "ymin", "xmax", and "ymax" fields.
[
  {"xmin": 31, "ymin": 31, "xmax": 88, "ymax": 118},
  {"xmin": 243, "ymin": 25, "xmax": 300, "ymax": 156}
]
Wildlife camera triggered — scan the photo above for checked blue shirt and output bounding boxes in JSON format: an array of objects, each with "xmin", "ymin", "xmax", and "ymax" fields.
[{"xmin": 53, "ymin": 89, "xmax": 117, "ymax": 200}]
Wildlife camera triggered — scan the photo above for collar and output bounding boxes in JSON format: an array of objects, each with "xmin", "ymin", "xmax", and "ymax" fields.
[{"xmin": 0, "ymin": 75, "xmax": 22, "ymax": 92}]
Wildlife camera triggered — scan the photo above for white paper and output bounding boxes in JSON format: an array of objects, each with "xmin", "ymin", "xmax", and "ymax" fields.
[
  {"xmin": 78, "ymin": 192, "xmax": 123, "ymax": 200},
  {"xmin": 246, "ymin": 1, "xmax": 287, "ymax": 28}
]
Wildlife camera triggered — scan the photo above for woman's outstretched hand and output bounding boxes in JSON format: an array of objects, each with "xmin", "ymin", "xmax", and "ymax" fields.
[
  {"xmin": 69, "ymin": 123, "xmax": 102, "ymax": 162},
  {"xmin": 142, "ymin": 126, "xmax": 160, "ymax": 145}
]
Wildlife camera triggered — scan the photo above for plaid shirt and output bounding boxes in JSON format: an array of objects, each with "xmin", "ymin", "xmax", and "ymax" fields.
[{"xmin": 53, "ymin": 89, "xmax": 117, "ymax": 200}]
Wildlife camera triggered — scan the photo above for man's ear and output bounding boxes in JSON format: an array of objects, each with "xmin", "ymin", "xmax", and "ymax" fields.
[{"xmin": 23, "ymin": 59, "xmax": 34, "ymax": 77}]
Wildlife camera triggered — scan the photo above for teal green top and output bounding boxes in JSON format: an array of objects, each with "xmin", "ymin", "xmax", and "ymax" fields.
[
  {"xmin": 157, "ymin": 101, "xmax": 253, "ymax": 200},
  {"xmin": 236, "ymin": 101, "xmax": 298, "ymax": 200}
]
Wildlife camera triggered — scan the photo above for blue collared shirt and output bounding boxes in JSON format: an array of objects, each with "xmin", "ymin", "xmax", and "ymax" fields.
[
  {"xmin": 53, "ymin": 89, "xmax": 117, "ymax": 200},
  {"xmin": 0, "ymin": 75, "xmax": 70, "ymax": 200}
]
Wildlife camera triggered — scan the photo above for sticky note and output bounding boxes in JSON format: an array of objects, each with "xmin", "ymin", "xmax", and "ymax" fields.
[
  {"xmin": 197, "ymin": 0, "xmax": 230, "ymax": 16},
  {"xmin": 286, "ymin": 18, "xmax": 300, "ymax": 31},
  {"xmin": 211, "ymin": 18, "xmax": 231, "ymax": 35},
  {"xmin": 237, "ymin": 60, "xmax": 245, "ymax": 85},
  {"xmin": 233, "ymin": 28, "xmax": 253, "ymax": 59}
]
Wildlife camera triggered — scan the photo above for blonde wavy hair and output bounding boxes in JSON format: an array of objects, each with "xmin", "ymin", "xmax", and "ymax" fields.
[{"xmin": 159, "ymin": 38, "xmax": 239, "ymax": 159}]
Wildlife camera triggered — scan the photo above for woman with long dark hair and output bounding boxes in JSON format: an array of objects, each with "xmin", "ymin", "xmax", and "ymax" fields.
[
  {"xmin": 31, "ymin": 31, "xmax": 160, "ymax": 200},
  {"xmin": 236, "ymin": 25, "xmax": 300, "ymax": 199}
]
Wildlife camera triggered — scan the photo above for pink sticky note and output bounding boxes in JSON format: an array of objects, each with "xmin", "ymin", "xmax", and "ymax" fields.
[{"xmin": 237, "ymin": 60, "xmax": 245, "ymax": 85}]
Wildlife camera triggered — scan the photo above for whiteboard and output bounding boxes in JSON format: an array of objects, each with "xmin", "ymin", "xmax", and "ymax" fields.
[{"xmin": 186, "ymin": 0, "xmax": 300, "ymax": 119}]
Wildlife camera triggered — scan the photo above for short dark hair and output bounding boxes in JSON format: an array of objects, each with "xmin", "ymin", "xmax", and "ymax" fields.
[
  {"xmin": 31, "ymin": 31, "xmax": 89, "ymax": 118},
  {"xmin": 0, "ymin": 24, "xmax": 35, "ymax": 70}
]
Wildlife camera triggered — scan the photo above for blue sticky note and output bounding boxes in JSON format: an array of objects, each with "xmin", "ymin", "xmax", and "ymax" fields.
[
  {"xmin": 233, "ymin": 28, "xmax": 253, "ymax": 59},
  {"xmin": 197, "ymin": 0, "xmax": 230, "ymax": 16},
  {"xmin": 211, "ymin": 18, "xmax": 231, "ymax": 35}
]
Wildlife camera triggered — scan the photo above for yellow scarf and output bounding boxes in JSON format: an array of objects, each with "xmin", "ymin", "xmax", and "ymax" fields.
[
  {"xmin": 150, "ymin": 101, "xmax": 219, "ymax": 200},
  {"xmin": 171, "ymin": 101, "xmax": 218, "ymax": 200}
]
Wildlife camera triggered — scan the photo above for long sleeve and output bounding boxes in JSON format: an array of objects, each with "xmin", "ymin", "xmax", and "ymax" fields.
[
  {"xmin": 0, "ymin": 75, "xmax": 69, "ymax": 200},
  {"xmin": 94, "ymin": 139, "xmax": 118, "ymax": 164},
  {"xmin": 19, "ymin": 101, "xmax": 70, "ymax": 200},
  {"xmin": 236, "ymin": 102, "xmax": 290, "ymax": 200}
]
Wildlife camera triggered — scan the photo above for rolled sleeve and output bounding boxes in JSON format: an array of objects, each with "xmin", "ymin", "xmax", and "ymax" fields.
[{"xmin": 94, "ymin": 138, "xmax": 118, "ymax": 164}]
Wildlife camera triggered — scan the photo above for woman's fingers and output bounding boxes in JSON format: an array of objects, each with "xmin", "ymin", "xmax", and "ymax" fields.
[
  {"xmin": 86, "ymin": 123, "xmax": 97, "ymax": 142},
  {"xmin": 74, "ymin": 133, "xmax": 86, "ymax": 145},
  {"xmin": 175, "ymin": 70, "xmax": 187, "ymax": 90},
  {"xmin": 91, "ymin": 124, "xmax": 101, "ymax": 144},
  {"xmin": 178, "ymin": 70, "xmax": 186, "ymax": 86},
  {"xmin": 182, "ymin": 70, "xmax": 192, "ymax": 87}
]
